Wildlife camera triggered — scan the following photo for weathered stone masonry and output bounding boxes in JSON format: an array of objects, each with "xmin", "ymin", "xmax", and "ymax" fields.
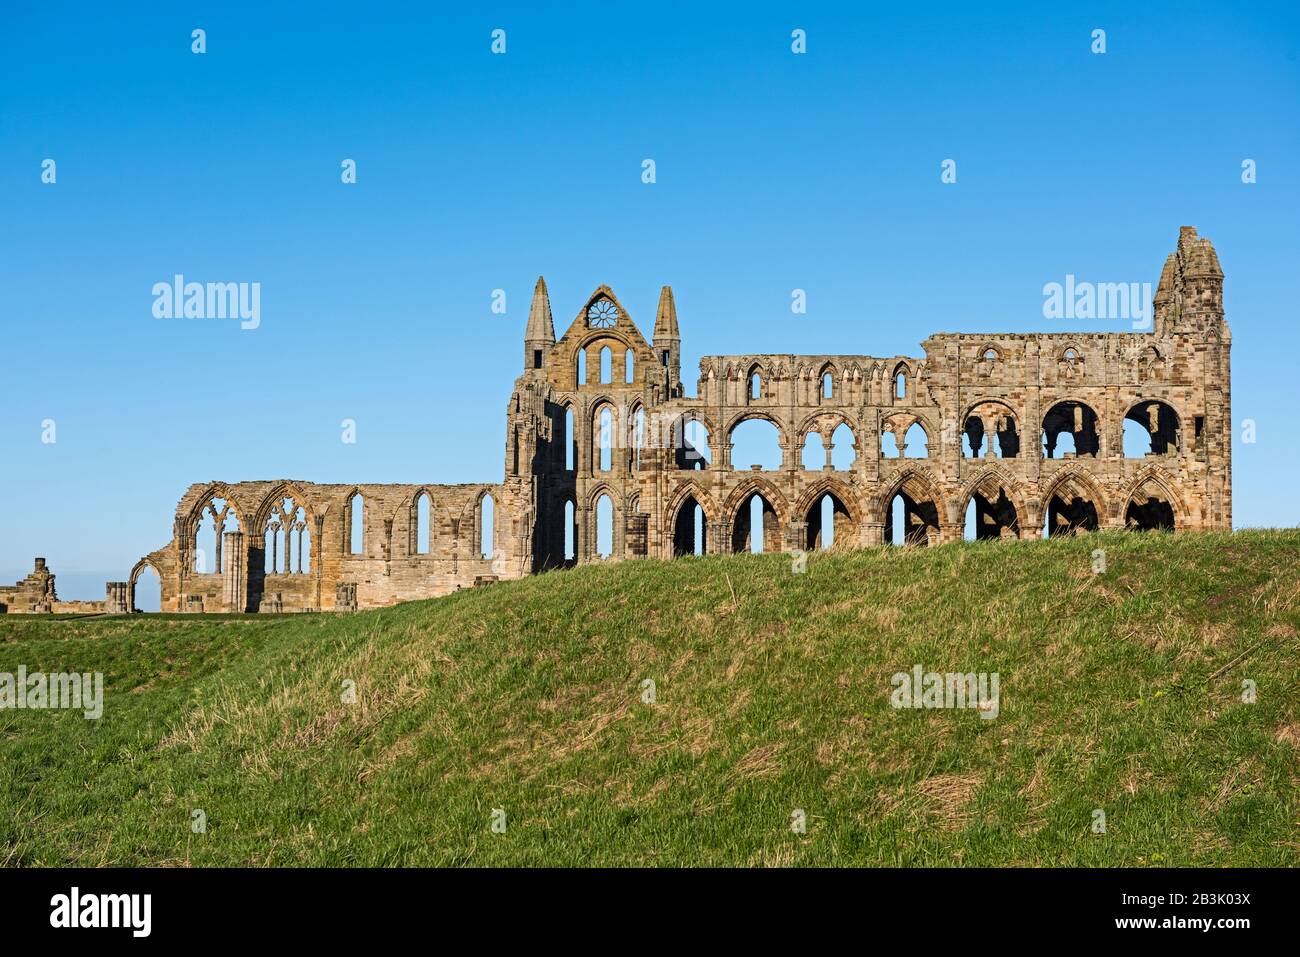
[{"xmin": 4, "ymin": 226, "xmax": 1228, "ymax": 614}]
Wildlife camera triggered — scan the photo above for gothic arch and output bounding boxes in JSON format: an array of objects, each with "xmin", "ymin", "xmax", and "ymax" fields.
[
  {"xmin": 794, "ymin": 477, "xmax": 862, "ymax": 522},
  {"xmin": 573, "ymin": 285, "xmax": 639, "ymax": 336},
  {"xmin": 1123, "ymin": 398, "xmax": 1184, "ymax": 455},
  {"xmin": 129, "ymin": 556, "xmax": 162, "ymax": 588},
  {"xmin": 744, "ymin": 361, "xmax": 768, "ymax": 403},
  {"xmin": 586, "ymin": 481, "xmax": 621, "ymax": 510},
  {"xmin": 127, "ymin": 556, "xmax": 164, "ymax": 613},
  {"xmin": 794, "ymin": 410, "xmax": 858, "ymax": 446},
  {"xmin": 341, "ymin": 486, "xmax": 366, "ymax": 556},
  {"xmin": 722, "ymin": 477, "xmax": 790, "ymax": 526},
  {"xmin": 1041, "ymin": 466, "xmax": 1110, "ymax": 522},
  {"xmin": 956, "ymin": 465, "xmax": 1028, "ymax": 528},
  {"xmin": 725, "ymin": 410, "xmax": 790, "ymax": 446},
  {"xmin": 183, "ymin": 482, "xmax": 249, "ymax": 535},
  {"xmin": 404, "ymin": 486, "xmax": 436, "ymax": 556},
  {"xmin": 252, "ymin": 482, "xmax": 319, "ymax": 534},
  {"xmin": 878, "ymin": 465, "xmax": 945, "ymax": 546},
  {"xmin": 875, "ymin": 465, "xmax": 945, "ymax": 516},
  {"xmin": 1122, "ymin": 466, "xmax": 1187, "ymax": 526},
  {"xmin": 665, "ymin": 480, "xmax": 718, "ymax": 524}
]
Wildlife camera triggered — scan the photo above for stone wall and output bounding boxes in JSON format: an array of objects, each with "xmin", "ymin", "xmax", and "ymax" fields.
[
  {"xmin": 0, "ymin": 558, "xmax": 107, "ymax": 615},
  {"xmin": 102, "ymin": 226, "xmax": 1229, "ymax": 613}
]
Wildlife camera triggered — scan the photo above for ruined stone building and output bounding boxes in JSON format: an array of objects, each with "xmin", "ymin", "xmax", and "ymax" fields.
[
  {"xmin": 5, "ymin": 227, "xmax": 1229, "ymax": 615},
  {"xmin": 0, "ymin": 558, "xmax": 109, "ymax": 615}
]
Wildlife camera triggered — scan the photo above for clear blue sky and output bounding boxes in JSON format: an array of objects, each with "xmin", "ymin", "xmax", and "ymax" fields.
[{"xmin": 2, "ymin": 1, "xmax": 1298, "ymax": 598}]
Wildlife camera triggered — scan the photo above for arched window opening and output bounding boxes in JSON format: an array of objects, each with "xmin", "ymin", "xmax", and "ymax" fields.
[
  {"xmin": 1124, "ymin": 401, "xmax": 1180, "ymax": 457},
  {"xmin": 674, "ymin": 416, "xmax": 712, "ymax": 469},
  {"xmin": 479, "ymin": 494, "xmax": 494, "ymax": 560},
  {"xmin": 672, "ymin": 497, "xmax": 708, "ymax": 557},
  {"xmin": 347, "ymin": 492, "xmax": 364, "ymax": 555},
  {"xmin": 193, "ymin": 497, "xmax": 239, "ymax": 574},
  {"xmin": 801, "ymin": 432, "xmax": 826, "ymax": 471},
  {"xmin": 881, "ymin": 418, "xmax": 927, "ymax": 459},
  {"xmin": 749, "ymin": 372, "xmax": 762, "ymax": 402},
  {"xmin": 889, "ymin": 495, "xmax": 906, "ymax": 545},
  {"xmin": 1126, "ymin": 488, "xmax": 1175, "ymax": 531},
  {"xmin": 807, "ymin": 493, "xmax": 851, "ymax": 550},
  {"xmin": 730, "ymin": 418, "xmax": 782, "ymax": 470},
  {"xmin": 830, "ymin": 423, "xmax": 856, "ymax": 470},
  {"xmin": 595, "ymin": 495, "xmax": 613, "ymax": 558},
  {"xmin": 597, "ymin": 407, "xmax": 613, "ymax": 472},
  {"xmin": 822, "ymin": 372, "xmax": 833, "ymax": 400},
  {"xmin": 1041, "ymin": 401, "xmax": 1100, "ymax": 459},
  {"xmin": 963, "ymin": 409, "xmax": 1020, "ymax": 459},
  {"xmin": 732, "ymin": 493, "xmax": 777, "ymax": 554},
  {"xmin": 265, "ymin": 497, "xmax": 310, "ymax": 574},
  {"xmin": 633, "ymin": 408, "xmax": 646, "ymax": 471},
  {"xmin": 564, "ymin": 500, "xmax": 576, "ymax": 562},
  {"xmin": 894, "ymin": 371, "xmax": 907, "ymax": 400},
  {"xmin": 625, "ymin": 349, "xmax": 634, "ymax": 384},
  {"xmin": 577, "ymin": 349, "xmax": 586, "ymax": 385},
  {"xmin": 415, "ymin": 492, "xmax": 431, "ymax": 554},
  {"xmin": 903, "ymin": 423, "xmax": 928, "ymax": 458},
  {"xmin": 1045, "ymin": 486, "xmax": 1100, "ymax": 537},
  {"xmin": 565, "ymin": 407, "xmax": 575, "ymax": 471},
  {"xmin": 599, "ymin": 346, "xmax": 612, "ymax": 384},
  {"xmin": 132, "ymin": 565, "xmax": 161, "ymax": 613},
  {"xmin": 884, "ymin": 490, "xmax": 939, "ymax": 546},
  {"xmin": 963, "ymin": 487, "xmax": 1019, "ymax": 541}
]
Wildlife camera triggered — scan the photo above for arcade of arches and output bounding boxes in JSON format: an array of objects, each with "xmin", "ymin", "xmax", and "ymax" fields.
[{"xmin": 4, "ymin": 228, "xmax": 1229, "ymax": 615}]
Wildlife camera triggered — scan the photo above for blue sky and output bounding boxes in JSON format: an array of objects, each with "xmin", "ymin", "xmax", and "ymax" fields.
[{"xmin": 2, "ymin": 1, "xmax": 1298, "ymax": 597}]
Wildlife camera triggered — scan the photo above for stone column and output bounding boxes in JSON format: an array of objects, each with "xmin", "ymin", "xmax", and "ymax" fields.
[
  {"xmin": 222, "ymin": 531, "xmax": 245, "ymax": 613},
  {"xmin": 105, "ymin": 581, "xmax": 130, "ymax": 615}
]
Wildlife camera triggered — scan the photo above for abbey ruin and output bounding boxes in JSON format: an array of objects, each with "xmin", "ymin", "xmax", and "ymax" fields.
[{"xmin": 1, "ymin": 227, "xmax": 1232, "ymax": 614}]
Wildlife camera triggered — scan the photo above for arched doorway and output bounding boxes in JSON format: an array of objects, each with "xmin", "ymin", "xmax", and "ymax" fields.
[{"xmin": 129, "ymin": 560, "xmax": 162, "ymax": 613}]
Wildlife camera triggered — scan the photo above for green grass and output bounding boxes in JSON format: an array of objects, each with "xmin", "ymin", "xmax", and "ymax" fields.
[{"xmin": 2, "ymin": 529, "xmax": 1298, "ymax": 866}]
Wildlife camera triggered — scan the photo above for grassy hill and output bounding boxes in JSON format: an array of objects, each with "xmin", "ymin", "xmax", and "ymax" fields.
[{"xmin": 2, "ymin": 530, "xmax": 1298, "ymax": 867}]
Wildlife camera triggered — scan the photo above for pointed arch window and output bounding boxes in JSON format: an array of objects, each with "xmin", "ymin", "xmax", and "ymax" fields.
[
  {"xmin": 265, "ymin": 496, "xmax": 310, "ymax": 575},
  {"xmin": 412, "ymin": 492, "xmax": 432, "ymax": 555},
  {"xmin": 478, "ymin": 494, "xmax": 495, "ymax": 560},
  {"xmin": 345, "ymin": 491, "xmax": 364, "ymax": 556}
]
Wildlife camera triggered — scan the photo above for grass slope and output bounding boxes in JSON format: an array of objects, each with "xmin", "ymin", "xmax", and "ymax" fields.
[{"xmin": 2, "ymin": 530, "xmax": 1298, "ymax": 867}]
